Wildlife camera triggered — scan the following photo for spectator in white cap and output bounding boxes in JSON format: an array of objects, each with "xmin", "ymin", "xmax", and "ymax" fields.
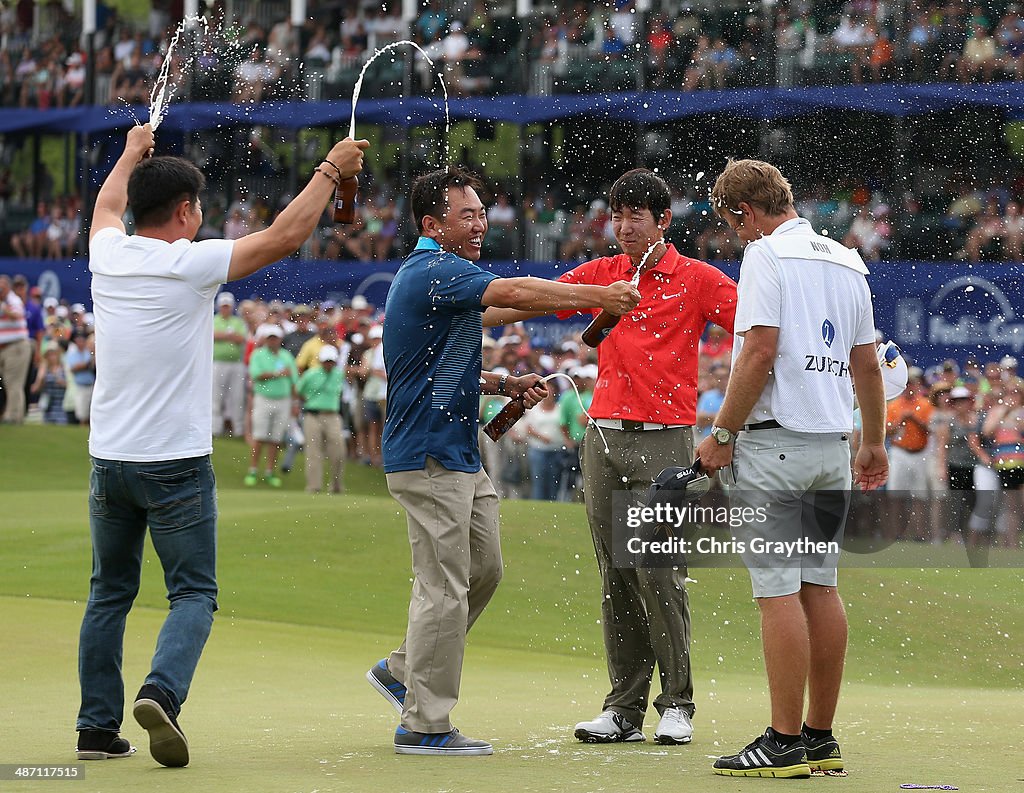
[
  {"xmin": 212, "ymin": 291, "xmax": 247, "ymax": 437},
  {"xmin": 297, "ymin": 344, "xmax": 346, "ymax": 494},
  {"xmin": 1000, "ymin": 355, "xmax": 1019, "ymax": 381},
  {"xmin": 70, "ymin": 303, "xmax": 89, "ymax": 336},
  {"xmin": 66, "ymin": 328, "xmax": 96, "ymax": 425},
  {"xmin": 40, "ymin": 297, "xmax": 68, "ymax": 345},
  {"xmin": 356, "ymin": 324, "xmax": 387, "ymax": 466},
  {"xmin": 246, "ymin": 324, "xmax": 298, "ymax": 487},
  {"xmin": 46, "ymin": 304, "xmax": 72, "ymax": 347}
]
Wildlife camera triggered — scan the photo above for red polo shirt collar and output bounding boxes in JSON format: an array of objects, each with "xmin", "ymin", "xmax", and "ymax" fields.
[{"xmin": 556, "ymin": 245, "xmax": 738, "ymax": 425}]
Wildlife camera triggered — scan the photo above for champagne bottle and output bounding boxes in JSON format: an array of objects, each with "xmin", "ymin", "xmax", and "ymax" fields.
[
  {"xmin": 581, "ymin": 311, "xmax": 622, "ymax": 347},
  {"xmin": 334, "ymin": 175, "xmax": 359, "ymax": 224},
  {"xmin": 483, "ymin": 398, "xmax": 526, "ymax": 441}
]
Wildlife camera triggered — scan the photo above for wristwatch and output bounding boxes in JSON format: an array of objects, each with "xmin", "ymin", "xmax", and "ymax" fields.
[{"xmin": 710, "ymin": 425, "xmax": 735, "ymax": 445}]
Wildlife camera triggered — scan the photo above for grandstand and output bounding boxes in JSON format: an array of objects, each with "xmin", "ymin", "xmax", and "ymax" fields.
[{"xmin": 0, "ymin": 0, "xmax": 1022, "ymax": 262}]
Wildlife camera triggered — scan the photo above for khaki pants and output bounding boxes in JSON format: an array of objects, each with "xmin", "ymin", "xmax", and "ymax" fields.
[
  {"xmin": 581, "ymin": 423, "xmax": 696, "ymax": 726},
  {"xmin": 0, "ymin": 338, "xmax": 32, "ymax": 423},
  {"xmin": 303, "ymin": 412, "xmax": 344, "ymax": 493},
  {"xmin": 385, "ymin": 457, "xmax": 502, "ymax": 733}
]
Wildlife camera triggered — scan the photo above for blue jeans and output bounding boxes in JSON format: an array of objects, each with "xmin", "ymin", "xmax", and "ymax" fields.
[
  {"xmin": 78, "ymin": 456, "xmax": 218, "ymax": 732},
  {"xmin": 528, "ymin": 448, "xmax": 562, "ymax": 501}
]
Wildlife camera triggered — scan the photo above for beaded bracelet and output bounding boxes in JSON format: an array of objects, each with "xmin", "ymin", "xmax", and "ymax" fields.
[
  {"xmin": 314, "ymin": 166, "xmax": 340, "ymax": 187},
  {"xmin": 320, "ymin": 160, "xmax": 343, "ymax": 181}
]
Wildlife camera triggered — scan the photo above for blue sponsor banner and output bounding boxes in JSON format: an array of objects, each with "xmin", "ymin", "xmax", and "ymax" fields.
[
  {"xmin": 3, "ymin": 83, "xmax": 1023, "ymax": 134},
  {"xmin": 3, "ymin": 256, "xmax": 1021, "ymax": 368}
]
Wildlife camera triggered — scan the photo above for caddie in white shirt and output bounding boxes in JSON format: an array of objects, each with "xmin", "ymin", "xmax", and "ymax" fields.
[
  {"xmin": 76, "ymin": 122, "xmax": 368, "ymax": 768},
  {"xmin": 695, "ymin": 159, "xmax": 889, "ymax": 780}
]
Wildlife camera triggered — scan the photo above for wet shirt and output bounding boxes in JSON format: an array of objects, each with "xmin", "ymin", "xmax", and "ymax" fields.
[
  {"xmin": 88, "ymin": 227, "xmax": 233, "ymax": 461},
  {"xmin": 555, "ymin": 245, "xmax": 737, "ymax": 424},
  {"xmin": 734, "ymin": 217, "xmax": 876, "ymax": 432},
  {"xmin": 382, "ymin": 237, "xmax": 498, "ymax": 474}
]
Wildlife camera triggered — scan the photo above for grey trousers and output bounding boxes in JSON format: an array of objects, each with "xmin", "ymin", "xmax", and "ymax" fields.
[
  {"xmin": 580, "ymin": 423, "xmax": 696, "ymax": 726},
  {"xmin": 385, "ymin": 457, "xmax": 502, "ymax": 733}
]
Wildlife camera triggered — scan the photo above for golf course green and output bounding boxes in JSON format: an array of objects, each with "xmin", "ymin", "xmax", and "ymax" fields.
[{"xmin": 1, "ymin": 425, "xmax": 1021, "ymax": 792}]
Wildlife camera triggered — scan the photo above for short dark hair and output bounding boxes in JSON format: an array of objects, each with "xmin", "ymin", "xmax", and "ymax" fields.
[
  {"xmin": 127, "ymin": 156, "xmax": 205, "ymax": 228},
  {"xmin": 410, "ymin": 166, "xmax": 484, "ymax": 232},
  {"xmin": 608, "ymin": 168, "xmax": 671, "ymax": 220}
]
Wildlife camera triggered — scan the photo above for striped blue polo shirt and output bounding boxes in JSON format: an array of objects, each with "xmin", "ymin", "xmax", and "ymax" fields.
[{"xmin": 382, "ymin": 237, "xmax": 498, "ymax": 474}]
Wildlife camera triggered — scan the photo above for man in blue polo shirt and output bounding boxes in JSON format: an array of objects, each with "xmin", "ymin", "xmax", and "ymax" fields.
[{"xmin": 366, "ymin": 166, "xmax": 640, "ymax": 756}]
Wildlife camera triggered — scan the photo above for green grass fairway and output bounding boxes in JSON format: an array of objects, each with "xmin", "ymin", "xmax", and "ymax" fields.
[{"xmin": 1, "ymin": 426, "xmax": 1022, "ymax": 792}]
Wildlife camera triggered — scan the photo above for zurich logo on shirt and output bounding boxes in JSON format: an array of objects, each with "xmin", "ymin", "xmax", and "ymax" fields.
[{"xmin": 821, "ymin": 318, "xmax": 836, "ymax": 348}]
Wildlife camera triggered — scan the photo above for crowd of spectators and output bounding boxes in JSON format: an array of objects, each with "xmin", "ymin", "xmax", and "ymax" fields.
[
  {"xmin": 522, "ymin": 179, "xmax": 898, "ymax": 264},
  {"xmin": 2, "ymin": 0, "xmax": 1023, "ymax": 111},
  {"xmin": 948, "ymin": 186, "xmax": 1024, "ymax": 261},
  {"xmin": 7, "ymin": 196, "xmax": 84, "ymax": 259},
  {"xmin": 6, "ymin": 169, "xmax": 1024, "ymax": 263},
  {"xmin": 3, "ymin": 273, "xmax": 1022, "ymax": 553},
  {"xmin": 396, "ymin": 0, "xmax": 1024, "ymax": 92},
  {"xmin": 1, "ymin": 0, "xmax": 1022, "ymax": 263},
  {"xmin": 0, "ymin": 274, "xmax": 97, "ymax": 426}
]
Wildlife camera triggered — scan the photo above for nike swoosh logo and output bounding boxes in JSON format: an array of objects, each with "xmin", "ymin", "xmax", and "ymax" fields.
[{"xmin": 661, "ymin": 293, "xmax": 682, "ymax": 300}]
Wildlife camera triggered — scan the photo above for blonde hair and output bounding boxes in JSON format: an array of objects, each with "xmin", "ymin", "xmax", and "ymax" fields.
[{"xmin": 711, "ymin": 158, "xmax": 794, "ymax": 219}]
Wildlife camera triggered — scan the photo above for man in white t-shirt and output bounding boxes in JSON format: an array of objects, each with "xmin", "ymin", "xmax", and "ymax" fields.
[
  {"xmin": 76, "ymin": 122, "xmax": 368, "ymax": 767},
  {"xmin": 695, "ymin": 159, "xmax": 888, "ymax": 780}
]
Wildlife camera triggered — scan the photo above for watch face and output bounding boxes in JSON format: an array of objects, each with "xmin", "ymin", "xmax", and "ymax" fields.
[{"xmin": 713, "ymin": 428, "xmax": 731, "ymax": 444}]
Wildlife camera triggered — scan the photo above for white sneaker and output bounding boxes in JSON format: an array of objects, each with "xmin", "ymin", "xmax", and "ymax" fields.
[
  {"xmin": 574, "ymin": 710, "xmax": 646, "ymax": 743},
  {"xmin": 654, "ymin": 707, "xmax": 693, "ymax": 745}
]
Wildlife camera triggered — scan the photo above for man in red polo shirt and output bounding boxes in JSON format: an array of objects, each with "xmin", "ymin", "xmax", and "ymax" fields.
[{"xmin": 484, "ymin": 168, "xmax": 737, "ymax": 746}]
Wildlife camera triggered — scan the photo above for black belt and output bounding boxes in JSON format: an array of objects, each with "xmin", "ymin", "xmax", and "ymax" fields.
[
  {"xmin": 743, "ymin": 420, "xmax": 782, "ymax": 431},
  {"xmin": 304, "ymin": 409, "xmax": 331, "ymax": 414}
]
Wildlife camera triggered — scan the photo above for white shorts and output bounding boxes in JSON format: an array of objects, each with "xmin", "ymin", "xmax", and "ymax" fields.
[
  {"xmin": 887, "ymin": 446, "xmax": 930, "ymax": 494},
  {"xmin": 251, "ymin": 394, "xmax": 290, "ymax": 443},
  {"xmin": 968, "ymin": 465, "xmax": 1003, "ymax": 534},
  {"xmin": 728, "ymin": 426, "xmax": 851, "ymax": 598}
]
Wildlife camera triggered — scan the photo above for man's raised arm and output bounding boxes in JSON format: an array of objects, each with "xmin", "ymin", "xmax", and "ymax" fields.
[
  {"xmin": 228, "ymin": 138, "xmax": 369, "ymax": 281},
  {"xmin": 90, "ymin": 124, "xmax": 156, "ymax": 241}
]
